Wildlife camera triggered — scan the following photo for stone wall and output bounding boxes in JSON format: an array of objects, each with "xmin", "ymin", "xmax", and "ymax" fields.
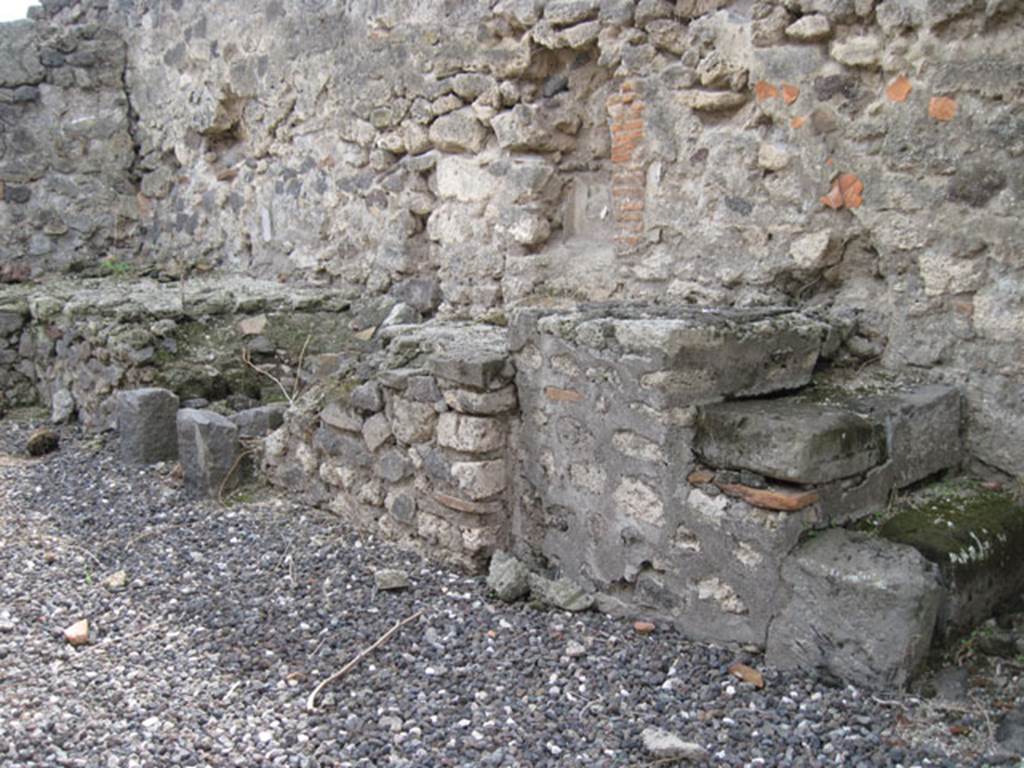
[
  {"xmin": 262, "ymin": 321, "xmax": 518, "ymax": 571},
  {"xmin": 1, "ymin": 0, "xmax": 1022, "ymax": 478},
  {"xmin": 0, "ymin": 6, "xmax": 136, "ymax": 278}
]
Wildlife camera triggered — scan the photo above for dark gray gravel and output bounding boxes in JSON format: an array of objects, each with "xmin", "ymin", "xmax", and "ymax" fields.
[{"xmin": 0, "ymin": 421, "xmax": 1016, "ymax": 767}]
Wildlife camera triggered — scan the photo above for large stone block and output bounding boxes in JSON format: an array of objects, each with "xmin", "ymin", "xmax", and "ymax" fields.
[
  {"xmin": 695, "ymin": 400, "xmax": 887, "ymax": 484},
  {"xmin": 512, "ymin": 305, "xmax": 828, "ymax": 406},
  {"xmin": 176, "ymin": 409, "xmax": 241, "ymax": 497},
  {"xmin": 117, "ymin": 388, "xmax": 179, "ymax": 465},
  {"xmin": 879, "ymin": 480, "xmax": 1024, "ymax": 639},
  {"xmin": 766, "ymin": 529, "xmax": 942, "ymax": 690}
]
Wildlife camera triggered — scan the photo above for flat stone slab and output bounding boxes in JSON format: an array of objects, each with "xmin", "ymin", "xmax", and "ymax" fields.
[
  {"xmin": 878, "ymin": 479, "xmax": 1024, "ymax": 639},
  {"xmin": 695, "ymin": 400, "xmax": 886, "ymax": 484},
  {"xmin": 381, "ymin": 323, "xmax": 514, "ymax": 391},
  {"xmin": 766, "ymin": 529, "xmax": 942, "ymax": 690},
  {"xmin": 511, "ymin": 304, "xmax": 828, "ymax": 404}
]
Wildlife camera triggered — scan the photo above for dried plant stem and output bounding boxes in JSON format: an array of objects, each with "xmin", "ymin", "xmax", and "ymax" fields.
[{"xmin": 306, "ymin": 609, "xmax": 424, "ymax": 711}]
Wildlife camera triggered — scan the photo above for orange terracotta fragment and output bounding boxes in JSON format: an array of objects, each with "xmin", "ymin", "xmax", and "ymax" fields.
[
  {"xmin": 544, "ymin": 386, "xmax": 584, "ymax": 402},
  {"xmin": 929, "ymin": 96, "xmax": 957, "ymax": 122},
  {"xmin": 886, "ymin": 75, "xmax": 912, "ymax": 102},
  {"xmin": 634, "ymin": 621, "xmax": 656, "ymax": 634},
  {"xmin": 754, "ymin": 80, "xmax": 778, "ymax": 101},
  {"xmin": 716, "ymin": 482, "xmax": 820, "ymax": 511},
  {"xmin": 790, "ymin": 115, "xmax": 807, "ymax": 129},
  {"xmin": 728, "ymin": 662, "xmax": 765, "ymax": 689},
  {"xmin": 820, "ymin": 181, "xmax": 844, "ymax": 210},
  {"xmin": 837, "ymin": 172, "xmax": 864, "ymax": 208},
  {"xmin": 688, "ymin": 469, "xmax": 715, "ymax": 485},
  {"xmin": 820, "ymin": 172, "xmax": 864, "ymax": 210},
  {"xmin": 781, "ymin": 83, "xmax": 800, "ymax": 105}
]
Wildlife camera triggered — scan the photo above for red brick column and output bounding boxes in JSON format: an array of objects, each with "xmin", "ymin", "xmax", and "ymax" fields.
[{"xmin": 607, "ymin": 81, "xmax": 646, "ymax": 252}]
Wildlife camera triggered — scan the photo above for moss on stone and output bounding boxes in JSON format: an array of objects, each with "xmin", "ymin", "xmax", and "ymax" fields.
[{"xmin": 879, "ymin": 479, "xmax": 1024, "ymax": 586}]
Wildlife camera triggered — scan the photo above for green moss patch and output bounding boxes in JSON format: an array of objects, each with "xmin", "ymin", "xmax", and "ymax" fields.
[{"xmin": 880, "ymin": 479, "xmax": 1023, "ymax": 577}]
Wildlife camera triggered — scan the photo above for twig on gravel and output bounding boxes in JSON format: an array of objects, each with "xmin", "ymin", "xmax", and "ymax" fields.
[
  {"xmin": 306, "ymin": 609, "xmax": 424, "ymax": 712},
  {"xmin": 32, "ymin": 534, "xmax": 104, "ymax": 567},
  {"xmin": 222, "ymin": 681, "xmax": 242, "ymax": 703}
]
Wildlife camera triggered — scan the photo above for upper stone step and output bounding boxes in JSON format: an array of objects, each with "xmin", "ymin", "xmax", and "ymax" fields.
[
  {"xmin": 696, "ymin": 400, "xmax": 886, "ymax": 485},
  {"xmin": 510, "ymin": 304, "xmax": 830, "ymax": 406},
  {"xmin": 695, "ymin": 383, "xmax": 962, "ymax": 488}
]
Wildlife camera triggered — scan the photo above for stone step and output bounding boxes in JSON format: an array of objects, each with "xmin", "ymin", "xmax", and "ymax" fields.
[
  {"xmin": 694, "ymin": 384, "xmax": 962, "ymax": 489},
  {"xmin": 510, "ymin": 304, "xmax": 831, "ymax": 408},
  {"xmin": 877, "ymin": 478, "xmax": 1024, "ymax": 640},
  {"xmin": 765, "ymin": 474, "xmax": 1024, "ymax": 689},
  {"xmin": 766, "ymin": 528, "xmax": 943, "ymax": 690}
]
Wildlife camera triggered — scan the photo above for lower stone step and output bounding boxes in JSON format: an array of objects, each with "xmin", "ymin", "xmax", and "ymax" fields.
[
  {"xmin": 765, "ymin": 528, "xmax": 943, "ymax": 690},
  {"xmin": 876, "ymin": 478, "xmax": 1024, "ymax": 640},
  {"xmin": 765, "ymin": 475, "xmax": 1024, "ymax": 690}
]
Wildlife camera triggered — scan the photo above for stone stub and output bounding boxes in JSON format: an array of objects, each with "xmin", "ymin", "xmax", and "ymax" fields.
[
  {"xmin": 508, "ymin": 305, "xmax": 830, "ymax": 646},
  {"xmin": 116, "ymin": 387, "xmax": 179, "ymax": 464},
  {"xmin": 766, "ymin": 529, "xmax": 943, "ymax": 690},
  {"xmin": 262, "ymin": 320, "xmax": 517, "ymax": 571},
  {"xmin": 176, "ymin": 408, "xmax": 241, "ymax": 497}
]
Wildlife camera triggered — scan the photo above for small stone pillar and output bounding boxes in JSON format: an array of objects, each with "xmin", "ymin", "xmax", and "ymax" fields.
[
  {"xmin": 176, "ymin": 408, "xmax": 241, "ymax": 497},
  {"xmin": 116, "ymin": 388, "xmax": 179, "ymax": 464}
]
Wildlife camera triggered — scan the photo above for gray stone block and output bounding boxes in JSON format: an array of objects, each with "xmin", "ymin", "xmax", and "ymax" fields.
[
  {"xmin": 487, "ymin": 550, "xmax": 531, "ymax": 602},
  {"xmin": 117, "ymin": 388, "xmax": 179, "ymax": 465},
  {"xmin": 176, "ymin": 408, "xmax": 241, "ymax": 497},
  {"xmin": 528, "ymin": 573, "xmax": 594, "ymax": 612},
  {"xmin": 849, "ymin": 385, "xmax": 963, "ymax": 488},
  {"xmin": 766, "ymin": 529, "xmax": 942, "ymax": 690},
  {"xmin": 695, "ymin": 400, "xmax": 886, "ymax": 484},
  {"xmin": 230, "ymin": 404, "xmax": 286, "ymax": 439}
]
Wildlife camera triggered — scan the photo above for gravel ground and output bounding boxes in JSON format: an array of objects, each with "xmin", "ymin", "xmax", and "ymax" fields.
[{"xmin": 0, "ymin": 420, "xmax": 1020, "ymax": 768}]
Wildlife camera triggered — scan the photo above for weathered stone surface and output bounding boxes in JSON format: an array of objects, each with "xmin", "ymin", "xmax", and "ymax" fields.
[
  {"xmin": 231, "ymin": 404, "xmax": 286, "ymax": 439},
  {"xmin": 766, "ymin": 529, "xmax": 942, "ymax": 690},
  {"xmin": 374, "ymin": 568, "xmax": 410, "ymax": 591},
  {"xmin": 117, "ymin": 388, "xmax": 179, "ymax": 464},
  {"xmin": 321, "ymin": 402, "xmax": 363, "ymax": 433},
  {"xmin": 450, "ymin": 459, "xmax": 507, "ymax": 500},
  {"xmin": 437, "ymin": 413, "xmax": 506, "ymax": 453},
  {"xmin": 879, "ymin": 480, "xmax": 1024, "ymax": 639},
  {"xmin": 176, "ymin": 409, "xmax": 241, "ymax": 497},
  {"xmin": 442, "ymin": 385, "xmax": 518, "ymax": 415},
  {"xmin": 487, "ymin": 550, "xmax": 531, "ymax": 601},
  {"xmin": 429, "ymin": 108, "xmax": 488, "ymax": 153},
  {"xmin": 848, "ymin": 385, "xmax": 962, "ymax": 488},
  {"xmin": 641, "ymin": 727, "xmax": 709, "ymax": 762},
  {"xmin": 362, "ymin": 412, "xmax": 393, "ymax": 452},
  {"xmin": 374, "ymin": 447, "xmax": 413, "ymax": 482},
  {"xmin": 389, "ymin": 397, "xmax": 437, "ymax": 444},
  {"xmin": 786, "ymin": 14, "xmax": 832, "ymax": 41},
  {"xmin": 695, "ymin": 400, "xmax": 886, "ymax": 484},
  {"xmin": 349, "ymin": 381, "xmax": 384, "ymax": 413},
  {"xmin": 528, "ymin": 573, "xmax": 594, "ymax": 612}
]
